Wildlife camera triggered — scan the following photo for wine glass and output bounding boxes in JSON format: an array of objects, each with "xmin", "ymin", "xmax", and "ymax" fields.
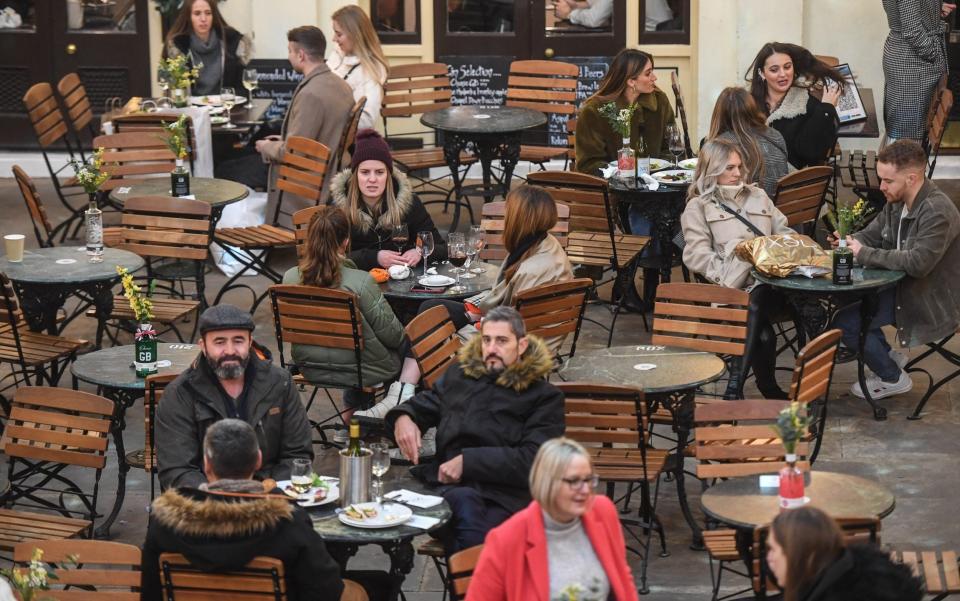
[
  {"xmin": 667, "ymin": 123, "xmax": 684, "ymax": 168},
  {"xmin": 448, "ymin": 238, "xmax": 468, "ymax": 294},
  {"xmin": 290, "ymin": 458, "xmax": 312, "ymax": 496},
  {"xmin": 461, "ymin": 231, "xmax": 478, "ymax": 279},
  {"xmin": 469, "ymin": 225, "xmax": 487, "ymax": 274},
  {"xmin": 391, "ymin": 223, "xmax": 408, "ymax": 253},
  {"xmin": 370, "ymin": 442, "xmax": 390, "ymax": 506},
  {"xmin": 242, "ymin": 68, "xmax": 259, "ymax": 105},
  {"xmin": 448, "ymin": 232, "xmax": 466, "ymax": 274},
  {"xmin": 220, "ymin": 87, "xmax": 237, "ymax": 129},
  {"xmin": 157, "ymin": 70, "xmax": 170, "ymax": 100},
  {"xmin": 416, "ymin": 231, "xmax": 434, "ymax": 278}
]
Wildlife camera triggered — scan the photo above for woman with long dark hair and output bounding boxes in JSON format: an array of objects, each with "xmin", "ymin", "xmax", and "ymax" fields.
[
  {"xmin": 746, "ymin": 42, "xmax": 844, "ymax": 169},
  {"xmin": 707, "ymin": 86, "xmax": 789, "ymax": 197},
  {"xmin": 163, "ymin": 0, "xmax": 252, "ymax": 95}
]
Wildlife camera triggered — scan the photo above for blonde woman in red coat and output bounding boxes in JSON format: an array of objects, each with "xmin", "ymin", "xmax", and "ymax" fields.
[{"xmin": 466, "ymin": 438, "xmax": 639, "ymax": 601}]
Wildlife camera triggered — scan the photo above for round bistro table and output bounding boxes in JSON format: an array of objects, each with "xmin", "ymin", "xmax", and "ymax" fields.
[
  {"xmin": 108, "ymin": 177, "xmax": 248, "ymax": 227},
  {"xmin": 380, "ymin": 261, "xmax": 499, "ymax": 323}
]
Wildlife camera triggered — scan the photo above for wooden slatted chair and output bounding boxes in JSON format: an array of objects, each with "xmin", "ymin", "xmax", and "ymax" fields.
[
  {"xmin": 213, "ymin": 137, "xmax": 332, "ymax": 312},
  {"xmin": 92, "ymin": 131, "xmax": 180, "ymax": 194},
  {"xmin": 771, "ymin": 166, "xmax": 833, "ymax": 236},
  {"xmin": 405, "ymin": 304, "xmax": 462, "ymax": 389},
  {"xmin": 566, "ymin": 117, "xmax": 577, "ymax": 170},
  {"xmin": 893, "ymin": 549, "xmax": 960, "ymax": 601},
  {"xmin": 448, "ymin": 544, "xmax": 484, "ymax": 601},
  {"xmin": 514, "ymin": 278, "xmax": 592, "ymax": 366},
  {"xmin": 56, "ymin": 72, "xmax": 98, "ymax": 148},
  {"xmin": 143, "ymin": 373, "xmax": 177, "ymax": 500},
  {"xmin": 22, "ymin": 82, "xmax": 88, "ymax": 241},
  {"xmin": 14, "ymin": 540, "xmax": 141, "ymax": 600},
  {"xmin": 381, "ymin": 63, "xmax": 476, "ymax": 212},
  {"xmin": 558, "ymin": 382, "xmax": 667, "ymax": 594},
  {"xmin": 526, "ymin": 170, "xmax": 651, "ymax": 344},
  {"xmin": 159, "ymin": 554, "xmax": 286, "ymax": 600},
  {"xmin": 13, "ymin": 164, "xmax": 61, "ymax": 248},
  {"xmin": 506, "ymin": 59, "xmax": 579, "ymax": 170},
  {"xmin": 0, "ymin": 387, "xmax": 114, "ymax": 550},
  {"xmin": 108, "ymin": 113, "xmax": 196, "ymax": 173},
  {"xmin": 334, "ymin": 96, "xmax": 367, "ymax": 173},
  {"xmin": 671, "ymin": 71, "xmax": 694, "ymax": 159},
  {"xmin": 0, "ymin": 274, "xmax": 87, "ymax": 388},
  {"xmin": 478, "ymin": 200, "xmax": 569, "ymax": 262}
]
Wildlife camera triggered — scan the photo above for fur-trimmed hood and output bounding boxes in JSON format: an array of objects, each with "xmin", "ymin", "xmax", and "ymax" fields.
[
  {"xmin": 152, "ymin": 485, "xmax": 294, "ymax": 539},
  {"xmin": 766, "ymin": 85, "xmax": 811, "ymax": 125},
  {"xmin": 458, "ymin": 333, "xmax": 554, "ymax": 392},
  {"xmin": 329, "ymin": 167, "xmax": 415, "ymax": 234}
]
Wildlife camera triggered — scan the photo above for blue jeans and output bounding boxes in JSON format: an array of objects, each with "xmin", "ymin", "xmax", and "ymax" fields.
[
  {"xmin": 628, "ymin": 206, "xmax": 655, "ymax": 244},
  {"xmin": 439, "ymin": 486, "xmax": 512, "ymax": 552},
  {"xmin": 832, "ymin": 288, "xmax": 900, "ymax": 381}
]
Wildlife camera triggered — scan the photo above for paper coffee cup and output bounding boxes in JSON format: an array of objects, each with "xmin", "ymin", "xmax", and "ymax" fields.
[{"xmin": 4, "ymin": 235, "xmax": 24, "ymax": 263}]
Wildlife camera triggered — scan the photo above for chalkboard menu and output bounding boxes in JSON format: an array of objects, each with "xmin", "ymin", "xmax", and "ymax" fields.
[
  {"xmin": 551, "ymin": 56, "xmax": 611, "ymax": 146},
  {"xmin": 440, "ymin": 55, "xmax": 512, "ymax": 108},
  {"xmin": 247, "ymin": 59, "xmax": 303, "ymax": 121}
]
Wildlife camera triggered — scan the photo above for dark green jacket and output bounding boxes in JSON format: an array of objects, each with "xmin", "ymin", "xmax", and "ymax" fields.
[{"xmin": 575, "ymin": 88, "xmax": 675, "ymax": 176}]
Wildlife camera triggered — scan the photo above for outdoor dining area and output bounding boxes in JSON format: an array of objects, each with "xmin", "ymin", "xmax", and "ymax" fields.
[{"xmin": 1, "ymin": 23, "xmax": 960, "ymax": 601}]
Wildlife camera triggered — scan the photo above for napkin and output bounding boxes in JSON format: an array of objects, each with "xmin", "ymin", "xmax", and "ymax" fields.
[
  {"xmin": 385, "ymin": 489, "xmax": 444, "ymax": 508},
  {"xmin": 599, "ymin": 164, "xmax": 660, "ymax": 190},
  {"xmin": 640, "ymin": 172, "xmax": 660, "ymax": 190},
  {"xmin": 406, "ymin": 515, "xmax": 442, "ymax": 530}
]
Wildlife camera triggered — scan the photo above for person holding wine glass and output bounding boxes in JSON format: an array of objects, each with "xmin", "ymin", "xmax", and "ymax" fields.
[
  {"xmin": 163, "ymin": 0, "xmax": 252, "ymax": 96},
  {"xmin": 331, "ymin": 129, "xmax": 447, "ymax": 271},
  {"xmin": 327, "ymin": 5, "xmax": 389, "ymax": 130}
]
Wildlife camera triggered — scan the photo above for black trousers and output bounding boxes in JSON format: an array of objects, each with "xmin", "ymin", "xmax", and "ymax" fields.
[
  {"xmin": 399, "ymin": 299, "xmax": 471, "ymax": 359},
  {"xmin": 214, "ymin": 152, "xmax": 269, "ymax": 190},
  {"xmin": 734, "ymin": 285, "xmax": 790, "ymax": 398}
]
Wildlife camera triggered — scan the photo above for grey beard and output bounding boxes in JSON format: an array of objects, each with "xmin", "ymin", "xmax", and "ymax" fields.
[{"xmin": 206, "ymin": 353, "xmax": 249, "ymax": 380}]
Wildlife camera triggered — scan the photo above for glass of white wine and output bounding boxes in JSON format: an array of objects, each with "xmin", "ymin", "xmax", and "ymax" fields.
[
  {"xmin": 370, "ymin": 442, "xmax": 390, "ymax": 505},
  {"xmin": 291, "ymin": 458, "xmax": 312, "ymax": 496},
  {"xmin": 220, "ymin": 87, "xmax": 237, "ymax": 129},
  {"xmin": 469, "ymin": 225, "xmax": 487, "ymax": 274},
  {"xmin": 242, "ymin": 68, "xmax": 258, "ymax": 105}
]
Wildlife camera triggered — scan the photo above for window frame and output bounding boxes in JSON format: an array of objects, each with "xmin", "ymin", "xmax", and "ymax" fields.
[
  {"xmin": 370, "ymin": 0, "xmax": 422, "ymax": 45},
  {"xmin": 639, "ymin": 0, "xmax": 691, "ymax": 45}
]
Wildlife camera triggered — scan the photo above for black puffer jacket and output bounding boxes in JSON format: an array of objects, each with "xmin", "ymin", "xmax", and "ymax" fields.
[
  {"xmin": 329, "ymin": 167, "xmax": 447, "ymax": 271},
  {"xmin": 799, "ymin": 544, "xmax": 923, "ymax": 601},
  {"xmin": 766, "ymin": 85, "xmax": 839, "ymax": 169},
  {"xmin": 385, "ymin": 334, "xmax": 564, "ymax": 514}
]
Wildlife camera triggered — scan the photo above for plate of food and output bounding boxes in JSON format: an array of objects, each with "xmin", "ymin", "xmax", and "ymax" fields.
[
  {"xmin": 651, "ymin": 169, "xmax": 695, "ymax": 186},
  {"xmin": 648, "ymin": 158, "xmax": 670, "ymax": 172},
  {"xmin": 678, "ymin": 158, "xmax": 698, "ymax": 170},
  {"xmin": 277, "ymin": 475, "xmax": 339, "ymax": 507},
  {"xmin": 418, "ymin": 275, "xmax": 456, "ymax": 287},
  {"xmin": 338, "ymin": 502, "xmax": 413, "ymax": 529},
  {"xmin": 190, "ymin": 95, "xmax": 221, "ymax": 106},
  {"xmin": 210, "ymin": 116, "xmax": 230, "ymax": 125}
]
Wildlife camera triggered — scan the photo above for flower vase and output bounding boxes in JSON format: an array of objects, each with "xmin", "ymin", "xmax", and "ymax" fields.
[
  {"xmin": 84, "ymin": 193, "xmax": 103, "ymax": 263},
  {"xmin": 778, "ymin": 454, "xmax": 806, "ymax": 510},
  {"xmin": 617, "ymin": 137, "xmax": 635, "ymax": 174},
  {"xmin": 135, "ymin": 323, "xmax": 158, "ymax": 377},
  {"xmin": 171, "ymin": 159, "xmax": 190, "ymax": 197},
  {"xmin": 172, "ymin": 87, "xmax": 188, "ymax": 108}
]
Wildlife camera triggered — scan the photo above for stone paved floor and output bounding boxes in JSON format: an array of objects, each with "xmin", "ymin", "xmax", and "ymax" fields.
[{"xmin": 0, "ymin": 176, "xmax": 958, "ymax": 600}]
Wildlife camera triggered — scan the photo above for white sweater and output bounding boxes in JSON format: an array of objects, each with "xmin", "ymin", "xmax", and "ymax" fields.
[{"xmin": 326, "ymin": 48, "xmax": 385, "ymax": 131}]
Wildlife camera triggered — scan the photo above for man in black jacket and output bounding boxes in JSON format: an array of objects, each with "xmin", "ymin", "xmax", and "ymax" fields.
[
  {"xmin": 156, "ymin": 304, "xmax": 312, "ymax": 490},
  {"xmin": 141, "ymin": 419, "xmax": 342, "ymax": 601},
  {"xmin": 386, "ymin": 306, "xmax": 564, "ymax": 552}
]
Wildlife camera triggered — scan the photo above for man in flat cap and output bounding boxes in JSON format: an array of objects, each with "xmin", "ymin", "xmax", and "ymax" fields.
[{"xmin": 156, "ymin": 304, "xmax": 312, "ymax": 490}]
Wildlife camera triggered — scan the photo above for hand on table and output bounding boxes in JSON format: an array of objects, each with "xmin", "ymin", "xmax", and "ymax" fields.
[
  {"xmin": 845, "ymin": 236, "xmax": 863, "ymax": 257},
  {"xmin": 400, "ymin": 248, "xmax": 422, "ymax": 266},
  {"xmin": 378, "ymin": 250, "xmax": 410, "ymax": 267},
  {"xmin": 438, "ymin": 454, "xmax": 463, "ymax": 484},
  {"xmin": 394, "ymin": 415, "xmax": 422, "ymax": 465}
]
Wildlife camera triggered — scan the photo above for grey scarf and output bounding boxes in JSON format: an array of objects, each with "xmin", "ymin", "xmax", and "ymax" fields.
[{"xmin": 189, "ymin": 29, "xmax": 222, "ymax": 96}]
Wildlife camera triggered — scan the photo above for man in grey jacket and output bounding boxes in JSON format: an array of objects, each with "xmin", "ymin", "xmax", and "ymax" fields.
[
  {"xmin": 156, "ymin": 304, "xmax": 312, "ymax": 490},
  {"xmin": 833, "ymin": 139, "xmax": 960, "ymax": 400}
]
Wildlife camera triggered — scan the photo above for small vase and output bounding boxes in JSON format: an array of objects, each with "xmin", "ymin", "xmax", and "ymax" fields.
[
  {"xmin": 135, "ymin": 323, "xmax": 158, "ymax": 377},
  {"xmin": 172, "ymin": 87, "xmax": 188, "ymax": 108},
  {"xmin": 171, "ymin": 159, "xmax": 190, "ymax": 197},
  {"xmin": 617, "ymin": 137, "xmax": 636, "ymax": 173},
  {"xmin": 778, "ymin": 454, "xmax": 805, "ymax": 510},
  {"xmin": 85, "ymin": 192, "xmax": 103, "ymax": 263}
]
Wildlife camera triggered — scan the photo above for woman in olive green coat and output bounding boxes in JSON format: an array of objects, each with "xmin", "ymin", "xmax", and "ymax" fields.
[{"xmin": 282, "ymin": 205, "xmax": 404, "ymax": 417}]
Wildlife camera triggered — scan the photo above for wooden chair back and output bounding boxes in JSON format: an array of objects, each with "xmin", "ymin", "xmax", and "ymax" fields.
[
  {"xmin": 335, "ymin": 97, "xmax": 367, "ymax": 173},
  {"xmin": 404, "ymin": 304, "xmax": 462, "ymax": 389},
  {"xmin": 514, "ymin": 278, "xmax": 593, "ymax": 359},
  {"xmin": 272, "ymin": 136, "xmax": 333, "ymax": 226},
  {"xmin": 651, "ymin": 282, "xmax": 750, "ymax": 358},
  {"xmin": 92, "ymin": 131, "xmax": 179, "ymax": 189},
  {"xmin": 119, "ymin": 196, "xmax": 212, "ymax": 262},
  {"xmin": 144, "ymin": 373, "xmax": 178, "ymax": 477},
  {"xmin": 772, "ymin": 166, "xmax": 833, "ymax": 232},
  {"xmin": 892, "ymin": 549, "xmax": 959, "ymax": 599},
  {"xmin": 526, "ymin": 170, "xmax": 612, "ymax": 233},
  {"xmin": 56, "ymin": 73, "xmax": 95, "ymax": 135},
  {"xmin": 159, "ymin": 553, "xmax": 287, "ymax": 600},
  {"xmin": 448, "ymin": 544, "xmax": 484, "ymax": 601},
  {"xmin": 813, "ymin": 54, "xmax": 840, "ymax": 67},
  {"xmin": 14, "ymin": 540, "xmax": 141, "ymax": 600},
  {"xmin": 566, "ymin": 117, "xmax": 577, "ymax": 170},
  {"xmin": 670, "ymin": 71, "xmax": 694, "ymax": 158},
  {"xmin": 506, "ymin": 60, "xmax": 578, "ymax": 146},
  {"xmin": 13, "ymin": 165, "xmax": 56, "ymax": 248},
  {"xmin": 0, "ymin": 273, "xmax": 26, "ymax": 327},
  {"xmin": 382, "ymin": 63, "xmax": 452, "ymax": 125},
  {"xmin": 925, "ymin": 74, "xmax": 949, "ymax": 135},
  {"xmin": 292, "ymin": 205, "xmax": 323, "ymax": 260},
  {"xmin": 694, "ymin": 398, "xmax": 808, "ymax": 480},
  {"xmin": 109, "ymin": 113, "xmax": 196, "ymax": 170},
  {"xmin": 340, "ymin": 580, "xmax": 369, "ymax": 601},
  {"xmin": 23, "ymin": 82, "xmax": 70, "ymax": 148},
  {"xmin": 478, "ymin": 200, "xmax": 570, "ymax": 261},
  {"xmin": 787, "ymin": 329, "xmax": 842, "ymax": 406},
  {"xmin": 926, "ymin": 86, "xmax": 954, "ymax": 178}
]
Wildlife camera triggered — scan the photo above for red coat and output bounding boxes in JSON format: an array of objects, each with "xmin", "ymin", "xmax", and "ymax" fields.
[{"xmin": 466, "ymin": 496, "xmax": 639, "ymax": 601}]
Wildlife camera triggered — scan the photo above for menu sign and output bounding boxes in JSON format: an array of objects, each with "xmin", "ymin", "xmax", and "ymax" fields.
[
  {"xmin": 247, "ymin": 59, "xmax": 303, "ymax": 121},
  {"xmin": 440, "ymin": 55, "xmax": 512, "ymax": 108}
]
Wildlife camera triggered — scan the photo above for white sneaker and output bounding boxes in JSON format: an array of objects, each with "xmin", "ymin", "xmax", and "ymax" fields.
[
  {"xmin": 850, "ymin": 370, "xmax": 912, "ymax": 400},
  {"xmin": 889, "ymin": 349, "xmax": 908, "ymax": 370},
  {"xmin": 353, "ymin": 382, "xmax": 415, "ymax": 420}
]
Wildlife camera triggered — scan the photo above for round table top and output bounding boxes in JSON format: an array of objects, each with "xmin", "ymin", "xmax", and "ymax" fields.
[
  {"xmin": 1, "ymin": 247, "xmax": 145, "ymax": 285},
  {"xmin": 71, "ymin": 342, "xmax": 200, "ymax": 390},
  {"xmin": 421, "ymin": 106, "xmax": 546, "ymax": 135},
  {"xmin": 753, "ymin": 268, "xmax": 905, "ymax": 293},
  {"xmin": 559, "ymin": 344, "xmax": 727, "ymax": 395},
  {"xmin": 701, "ymin": 470, "xmax": 896, "ymax": 530},
  {"xmin": 609, "ymin": 175, "xmax": 689, "ymax": 197},
  {"xmin": 107, "ymin": 177, "xmax": 249, "ymax": 209},
  {"xmin": 381, "ymin": 262, "xmax": 500, "ymax": 302}
]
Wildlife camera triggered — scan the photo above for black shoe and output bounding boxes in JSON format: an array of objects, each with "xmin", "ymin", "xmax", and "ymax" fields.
[
  {"xmin": 835, "ymin": 347, "xmax": 857, "ymax": 364},
  {"xmin": 758, "ymin": 385, "xmax": 790, "ymax": 400}
]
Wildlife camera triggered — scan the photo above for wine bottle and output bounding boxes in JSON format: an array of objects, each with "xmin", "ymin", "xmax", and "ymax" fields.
[{"xmin": 345, "ymin": 419, "xmax": 364, "ymax": 456}]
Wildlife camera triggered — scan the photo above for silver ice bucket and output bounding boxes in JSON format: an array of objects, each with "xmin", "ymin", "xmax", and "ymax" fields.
[{"xmin": 338, "ymin": 448, "xmax": 372, "ymax": 507}]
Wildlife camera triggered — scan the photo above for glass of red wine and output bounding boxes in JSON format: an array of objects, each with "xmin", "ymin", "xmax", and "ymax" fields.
[
  {"xmin": 448, "ymin": 234, "xmax": 467, "ymax": 293},
  {"xmin": 391, "ymin": 223, "xmax": 408, "ymax": 253}
]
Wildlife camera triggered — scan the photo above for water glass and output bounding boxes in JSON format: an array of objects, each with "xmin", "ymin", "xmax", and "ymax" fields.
[
  {"xmin": 448, "ymin": 236, "xmax": 467, "ymax": 293},
  {"xmin": 417, "ymin": 231, "xmax": 434, "ymax": 277},
  {"xmin": 469, "ymin": 226, "xmax": 487, "ymax": 273},
  {"xmin": 370, "ymin": 443, "xmax": 390, "ymax": 505}
]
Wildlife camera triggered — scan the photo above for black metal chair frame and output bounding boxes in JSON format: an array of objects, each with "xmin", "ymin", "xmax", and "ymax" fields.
[{"xmin": 904, "ymin": 333, "xmax": 960, "ymax": 420}]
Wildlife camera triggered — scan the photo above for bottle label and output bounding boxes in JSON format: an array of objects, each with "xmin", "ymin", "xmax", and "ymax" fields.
[
  {"xmin": 779, "ymin": 495, "xmax": 808, "ymax": 509},
  {"xmin": 171, "ymin": 171, "xmax": 190, "ymax": 197},
  {"xmin": 833, "ymin": 250, "xmax": 853, "ymax": 285},
  {"xmin": 135, "ymin": 338, "xmax": 158, "ymax": 377}
]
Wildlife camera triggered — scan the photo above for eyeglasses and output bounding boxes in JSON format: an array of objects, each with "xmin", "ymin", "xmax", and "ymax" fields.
[{"xmin": 561, "ymin": 474, "xmax": 599, "ymax": 490}]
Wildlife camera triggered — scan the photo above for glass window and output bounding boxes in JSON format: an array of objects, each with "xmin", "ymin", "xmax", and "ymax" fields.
[
  {"xmin": 640, "ymin": 0, "xmax": 689, "ymax": 44},
  {"xmin": 371, "ymin": 0, "xmax": 420, "ymax": 44},
  {"xmin": 66, "ymin": 0, "xmax": 136, "ymax": 32},
  {"xmin": 447, "ymin": 0, "xmax": 515, "ymax": 34},
  {"xmin": 0, "ymin": 0, "xmax": 35, "ymax": 31},
  {"xmin": 547, "ymin": 0, "xmax": 613, "ymax": 34}
]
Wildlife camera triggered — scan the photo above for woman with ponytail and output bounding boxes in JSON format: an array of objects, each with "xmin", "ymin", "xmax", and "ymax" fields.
[{"xmin": 282, "ymin": 205, "xmax": 405, "ymax": 418}]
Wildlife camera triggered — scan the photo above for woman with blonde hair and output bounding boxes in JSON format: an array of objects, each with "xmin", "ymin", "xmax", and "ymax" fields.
[
  {"xmin": 681, "ymin": 138, "xmax": 794, "ymax": 399},
  {"xmin": 467, "ymin": 438, "xmax": 639, "ymax": 601},
  {"xmin": 281, "ymin": 205, "xmax": 405, "ymax": 419},
  {"xmin": 708, "ymin": 86, "xmax": 789, "ymax": 197},
  {"xmin": 328, "ymin": 5, "xmax": 389, "ymax": 130}
]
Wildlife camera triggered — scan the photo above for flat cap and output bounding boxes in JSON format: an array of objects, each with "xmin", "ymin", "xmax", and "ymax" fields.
[{"xmin": 198, "ymin": 304, "xmax": 255, "ymax": 335}]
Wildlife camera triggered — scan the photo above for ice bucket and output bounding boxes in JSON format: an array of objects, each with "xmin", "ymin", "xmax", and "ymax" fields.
[{"xmin": 338, "ymin": 448, "xmax": 372, "ymax": 508}]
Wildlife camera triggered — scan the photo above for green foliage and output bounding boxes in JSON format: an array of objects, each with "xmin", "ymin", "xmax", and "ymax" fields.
[
  {"xmin": 160, "ymin": 114, "xmax": 190, "ymax": 160},
  {"xmin": 597, "ymin": 101, "xmax": 638, "ymax": 138},
  {"xmin": 771, "ymin": 402, "xmax": 810, "ymax": 455},
  {"xmin": 71, "ymin": 147, "xmax": 110, "ymax": 194}
]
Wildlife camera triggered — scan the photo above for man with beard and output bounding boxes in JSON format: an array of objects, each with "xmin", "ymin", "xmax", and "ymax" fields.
[
  {"xmin": 156, "ymin": 304, "xmax": 312, "ymax": 490},
  {"xmin": 385, "ymin": 306, "xmax": 564, "ymax": 552}
]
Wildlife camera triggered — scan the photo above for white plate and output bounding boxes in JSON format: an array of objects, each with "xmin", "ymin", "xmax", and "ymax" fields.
[
  {"xmin": 210, "ymin": 116, "xmax": 230, "ymax": 125},
  {"xmin": 648, "ymin": 158, "xmax": 670, "ymax": 172},
  {"xmin": 678, "ymin": 158, "xmax": 698, "ymax": 170},
  {"xmin": 338, "ymin": 502, "xmax": 413, "ymax": 529},
  {"xmin": 418, "ymin": 275, "xmax": 456, "ymax": 287},
  {"xmin": 190, "ymin": 95, "xmax": 221, "ymax": 106},
  {"xmin": 276, "ymin": 479, "xmax": 339, "ymax": 507},
  {"xmin": 651, "ymin": 169, "xmax": 695, "ymax": 186}
]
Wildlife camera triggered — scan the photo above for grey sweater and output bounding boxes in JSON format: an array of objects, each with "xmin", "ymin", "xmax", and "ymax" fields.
[
  {"xmin": 718, "ymin": 127, "xmax": 790, "ymax": 197},
  {"xmin": 543, "ymin": 510, "xmax": 610, "ymax": 601}
]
